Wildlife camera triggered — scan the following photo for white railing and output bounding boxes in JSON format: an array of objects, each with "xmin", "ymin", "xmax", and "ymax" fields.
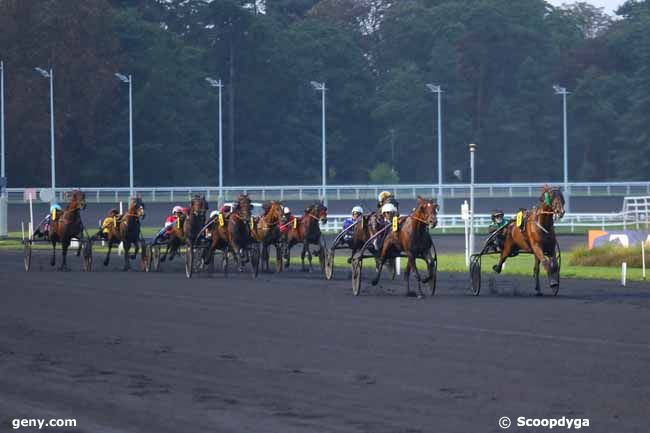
[
  {"xmin": 5, "ymin": 181, "xmax": 650, "ymax": 204},
  {"xmin": 321, "ymin": 212, "xmax": 646, "ymax": 233}
]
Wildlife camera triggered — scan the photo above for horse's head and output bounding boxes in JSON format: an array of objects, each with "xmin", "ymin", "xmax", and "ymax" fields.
[
  {"xmin": 309, "ymin": 201, "xmax": 327, "ymax": 224},
  {"xmin": 550, "ymin": 187, "xmax": 565, "ymax": 219},
  {"xmin": 235, "ymin": 193, "xmax": 252, "ymax": 222},
  {"xmin": 267, "ymin": 201, "xmax": 283, "ymax": 223},
  {"xmin": 539, "ymin": 185, "xmax": 564, "ymax": 219},
  {"xmin": 416, "ymin": 196, "xmax": 439, "ymax": 228},
  {"xmin": 189, "ymin": 195, "xmax": 208, "ymax": 218},
  {"xmin": 65, "ymin": 190, "xmax": 86, "ymax": 211},
  {"xmin": 129, "ymin": 196, "xmax": 145, "ymax": 220}
]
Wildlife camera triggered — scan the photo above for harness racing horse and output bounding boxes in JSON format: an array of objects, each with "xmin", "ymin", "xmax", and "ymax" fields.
[
  {"xmin": 284, "ymin": 201, "xmax": 328, "ymax": 272},
  {"xmin": 493, "ymin": 185, "xmax": 565, "ymax": 294},
  {"xmin": 101, "ymin": 197, "xmax": 146, "ymax": 270},
  {"xmin": 49, "ymin": 190, "xmax": 88, "ymax": 271},
  {"xmin": 161, "ymin": 195, "xmax": 208, "ymax": 263},
  {"xmin": 371, "ymin": 197, "xmax": 438, "ymax": 298},
  {"xmin": 252, "ymin": 201, "xmax": 284, "ymax": 272},
  {"xmin": 226, "ymin": 194, "xmax": 258, "ymax": 273}
]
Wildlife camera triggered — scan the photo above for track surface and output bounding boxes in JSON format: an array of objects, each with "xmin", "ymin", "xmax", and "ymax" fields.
[{"xmin": 1, "ymin": 251, "xmax": 649, "ymax": 433}]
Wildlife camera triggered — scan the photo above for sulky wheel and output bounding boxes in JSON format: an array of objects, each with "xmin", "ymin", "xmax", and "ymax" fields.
[
  {"xmin": 469, "ymin": 255, "xmax": 481, "ymax": 296},
  {"xmin": 324, "ymin": 249, "xmax": 335, "ymax": 281},
  {"xmin": 23, "ymin": 241, "xmax": 33, "ymax": 272},
  {"xmin": 548, "ymin": 243, "xmax": 561, "ymax": 296},
  {"xmin": 185, "ymin": 245, "xmax": 194, "ymax": 279},
  {"xmin": 318, "ymin": 239, "xmax": 327, "ymax": 274},
  {"xmin": 141, "ymin": 242, "xmax": 150, "ymax": 272},
  {"xmin": 351, "ymin": 254, "xmax": 363, "ymax": 296},
  {"xmin": 426, "ymin": 243, "xmax": 438, "ymax": 296},
  {"xmin": 151, "ymin": 245, "xmax": 161, "ymax": 272},
  {"xmin": 250, "ymin": 246, "xmax": 260, "ymax": 279},
  {"xmin": 82, "ymin": 240, "xmax": 93, "ymax": 272}
]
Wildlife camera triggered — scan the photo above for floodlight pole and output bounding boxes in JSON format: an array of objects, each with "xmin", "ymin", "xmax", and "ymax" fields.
[
  {"xmin": 311, "ymin": 81, "xmax": 327, "ymax": 206},
  {"xmin": 469, "ymin": 143, "xmax": 477, "ymax": 257},
  {"xmin": 116, "ymin": 73, "xmax": 134, "ymax": 196},
  {"xmin": 35, "ymin": 67, "xmax": 56, "ymax": 192},
  {"xmin": 554, "ymin": 85, "xmax": 570, "ymax": 212},
  {"xmin": 0, "ymin": 61, "xmax": 6, "ymax": 238},
  {"xmin": 426, "ymin": 83, "xmax": 444, "ymax": 215}
]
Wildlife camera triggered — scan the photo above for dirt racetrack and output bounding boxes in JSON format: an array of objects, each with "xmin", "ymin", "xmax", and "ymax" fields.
[{"xmin": 1, "ymin": 251, "xmax": 649, "ymax": 433}]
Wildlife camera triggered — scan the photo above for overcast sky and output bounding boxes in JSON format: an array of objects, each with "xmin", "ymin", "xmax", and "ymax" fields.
[{"xmin": 547, "ymin": 0, "xmax": 625, "ymax": 14}]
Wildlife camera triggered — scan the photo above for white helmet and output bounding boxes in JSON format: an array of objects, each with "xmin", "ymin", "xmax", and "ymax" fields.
[
  {"xmin": 283, "ymin": 206, "xmax": 291, "ymax": 215},
  {"xmin": 381, "ymin": 203, "xmax": 397, "ymax": 214},
  {"xmin": 378, "ymin": 191, "xmax": 392, "ymax": 203},
  {"xmin": 352, "ymin": 206, "xmax": 363, "ymax": 214},
  {"xmin": 172, "ymin": 206, "xmax": 183, "ymax": 213},
  {"xmin": 210, "ymin": 210, "xmax": 219, "ymax": 219}
]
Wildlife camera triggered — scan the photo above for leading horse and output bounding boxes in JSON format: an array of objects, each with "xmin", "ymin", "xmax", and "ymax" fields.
[
  {"xmin": 371, "ymin": 196, "xmax": 438, "ymax": 297},
  {"xmin": 49, "ymin": 190, "xmax": 87, "ymax": 271},
  {"xmin": 493, "ymin": 185, "xmax": 565, "ymax": 294}
]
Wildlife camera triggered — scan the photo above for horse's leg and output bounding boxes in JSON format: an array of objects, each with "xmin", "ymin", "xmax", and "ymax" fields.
[
  {"xmin": 408, "ymin": 253, "xmax": 425, "ymax": 298},
  {"xmin": 131, "ymin": 240, "xmax": 139, "ymax": 260},
  {"xmin": 104, "ymin": 240, "xmax": 113, "ymax": 266},
  {"xmin": 421, "ymin": 249, "xmax": 434, "ymax": 283},
  {"xmin": 371, "ymin": 254, "xmax": 387, "ymax": 286},
  {"xmin": 300, "ymin": 242, "xmax": 308, "ymax": 272},
  {"xmin": 493, "ymin": 236, "xmax": 514, "ymax": 274},
  {"xmin": 307, "ymin": 243, "xmax": 314, "ymax": 272},
  {"xmin": 60, "ymin": 240, "xmax": 70, "ymax": 271},
  {"xmin": 123, "ymin": 240, "xmax": 130, "ymax": 271},
  {"xmin": 284, "ymin": 240, "xmax": 291, "ymax": 268},
  {"xmin": 533, "ymin": 256, "xmax": 541, "ymax": 295},
  {"xmin": 50, "ymin": 239, "xmax": 57, "ymax": 267},
  {"xmin": 160, "ymin": 241, "xmax": 170, "ymax": 262}
]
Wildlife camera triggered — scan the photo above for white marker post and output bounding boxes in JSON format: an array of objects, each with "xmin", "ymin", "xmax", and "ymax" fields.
[
  {"xmin": 621, "ymin": 262, "xmax": 627, "ymax": 286},
  {"xmin": 396, "ymin": 257, "xmax": 401, "ymax": 276},
  {"xmin": 118, "ymin": 201, "xmax": 124, "ymax": 256},
  {"xmin": 642, "ymin": 242, "xmax": 646, "ymax": 280},
  {"xmin": 461, "ymin": 200, "xmax": 469, "ymax": 267}
]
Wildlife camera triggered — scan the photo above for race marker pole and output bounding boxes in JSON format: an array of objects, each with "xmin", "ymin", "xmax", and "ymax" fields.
[
  {"xmin": 0, "ymin": 60, "xmax": 7, "ymax": 238},
  {"xmin": 469, "ymin": 143, "xmax": 477, "ymax": 257},
  {"xmin": 205, "ymin": 77, "xmax": 224, "ymax": 206}
]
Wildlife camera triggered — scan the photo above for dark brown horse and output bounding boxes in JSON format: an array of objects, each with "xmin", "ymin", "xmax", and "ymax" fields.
[
  {"xmin": 101, "ymin": 197, "xmax": 146, "ymax": 270},
  {"xmin": 252, "ymin": 201, "xmax": 284, "ymax": 272},
  {"xmin": 371, "ymin": 196, "xmax": 438, "ymax": 297},
  {"xmin": 49, "ymin": 190, "xmax": 87, "ymax": 271},
  {"xmin": 226, "ymin": 194, "xmax": 256, "ymax": 272},
  {"xmin": 161, "ymin": 195, "xmax": 208, "ymax": 263},
  {"xmin": 284, "ymin": 201, "xmax": 328, "ymax": 272},
  {"xmin": 493, "ymin": 185, "xmax": 565, "ymax": 294}
]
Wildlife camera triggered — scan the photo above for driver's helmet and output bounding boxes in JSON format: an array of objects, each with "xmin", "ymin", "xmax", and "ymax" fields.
[
  {"xmin": 378, "ymin": 191, "xmax": 392, "ymax": 204},
  {"xmin": 109, "ymin": 208, "xmax": 119, "ymax": 215},
  {"xmin": 50, "ymin": 203, "xmax": 62, "ymax": 212},
  {"xmin": 172, "ymin": 205, "xmax": 183, "ymax": 214},
  {"xmin": 351, "ymin": 206, "xmax": 363, "ymax": 216},
  {"xmin": 283, "ymin": 206, "xmax": 291, "ymax": 215},
  {"xmin": 491, "ymin": 209, "xmax": 505, "ymax": 223},
  {"xmin": 381, "ymin": 203, "xmax": 398, "ymax": 214},
  {"xmin": 220, "ymin": 205, "xmax": 231, "ymax": 214},
  {"xmin": 210, "ymin": 210, "xmax": 219, "ymax": 219}
]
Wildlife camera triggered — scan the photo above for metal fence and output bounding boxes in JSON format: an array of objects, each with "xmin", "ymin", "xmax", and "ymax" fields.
[
  {"xmin": 6, "ymin": 181, "xmax": 650, "ymax": 204},
  {"xmin": 322, "ymin": 211, "xmax": 646, "ymax": 233}
]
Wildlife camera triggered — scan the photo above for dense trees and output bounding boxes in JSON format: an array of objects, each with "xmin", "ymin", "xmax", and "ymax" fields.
[{"xmin": 0, "ymin": 0, "xmax": 647, "ymax": 186}]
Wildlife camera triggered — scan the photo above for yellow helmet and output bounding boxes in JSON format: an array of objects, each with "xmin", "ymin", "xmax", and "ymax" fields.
[{"xmin": 378, "ymin": 191, "xmax": 392, "ymax": 203}]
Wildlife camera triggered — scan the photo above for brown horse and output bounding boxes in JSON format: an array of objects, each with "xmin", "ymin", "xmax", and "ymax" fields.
[
  {"xmin": 101, "ymin": 197, "xmax": 146, "ymax": 270},
  {"xmin": 252, "ymin": 201, "xmax": 284, "ymax": 272},
  {"xmin": 371, "ymin": 196, "xmax": 438, "ymax": 297},
  {"xmin": 161, "ymin": 195, "xmax": 208, "ymax": 263},
  {"xmin": 493, "ymin": 185, "xmax": 565, "ymax": 294},
  {"xmin": 284, "ymin": 201, "xmax": 328, "ymax": 272},
  {"xmin": 49, "ymin": 190, "xmax": 87, "ymax": 271},
  {"xmin": 226, "ymin": 194, "xmax": 256, "ymax": 272}
]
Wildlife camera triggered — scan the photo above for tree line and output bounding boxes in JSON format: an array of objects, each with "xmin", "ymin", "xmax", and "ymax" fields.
[{"xmin": 0, "ymin": 0, "xmax": 648, "ymax": 187}]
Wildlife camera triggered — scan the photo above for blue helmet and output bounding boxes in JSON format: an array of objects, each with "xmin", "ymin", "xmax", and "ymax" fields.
[{"xmin": 50, "ymin": 203, "xmax": 62, "ymax": 212}]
